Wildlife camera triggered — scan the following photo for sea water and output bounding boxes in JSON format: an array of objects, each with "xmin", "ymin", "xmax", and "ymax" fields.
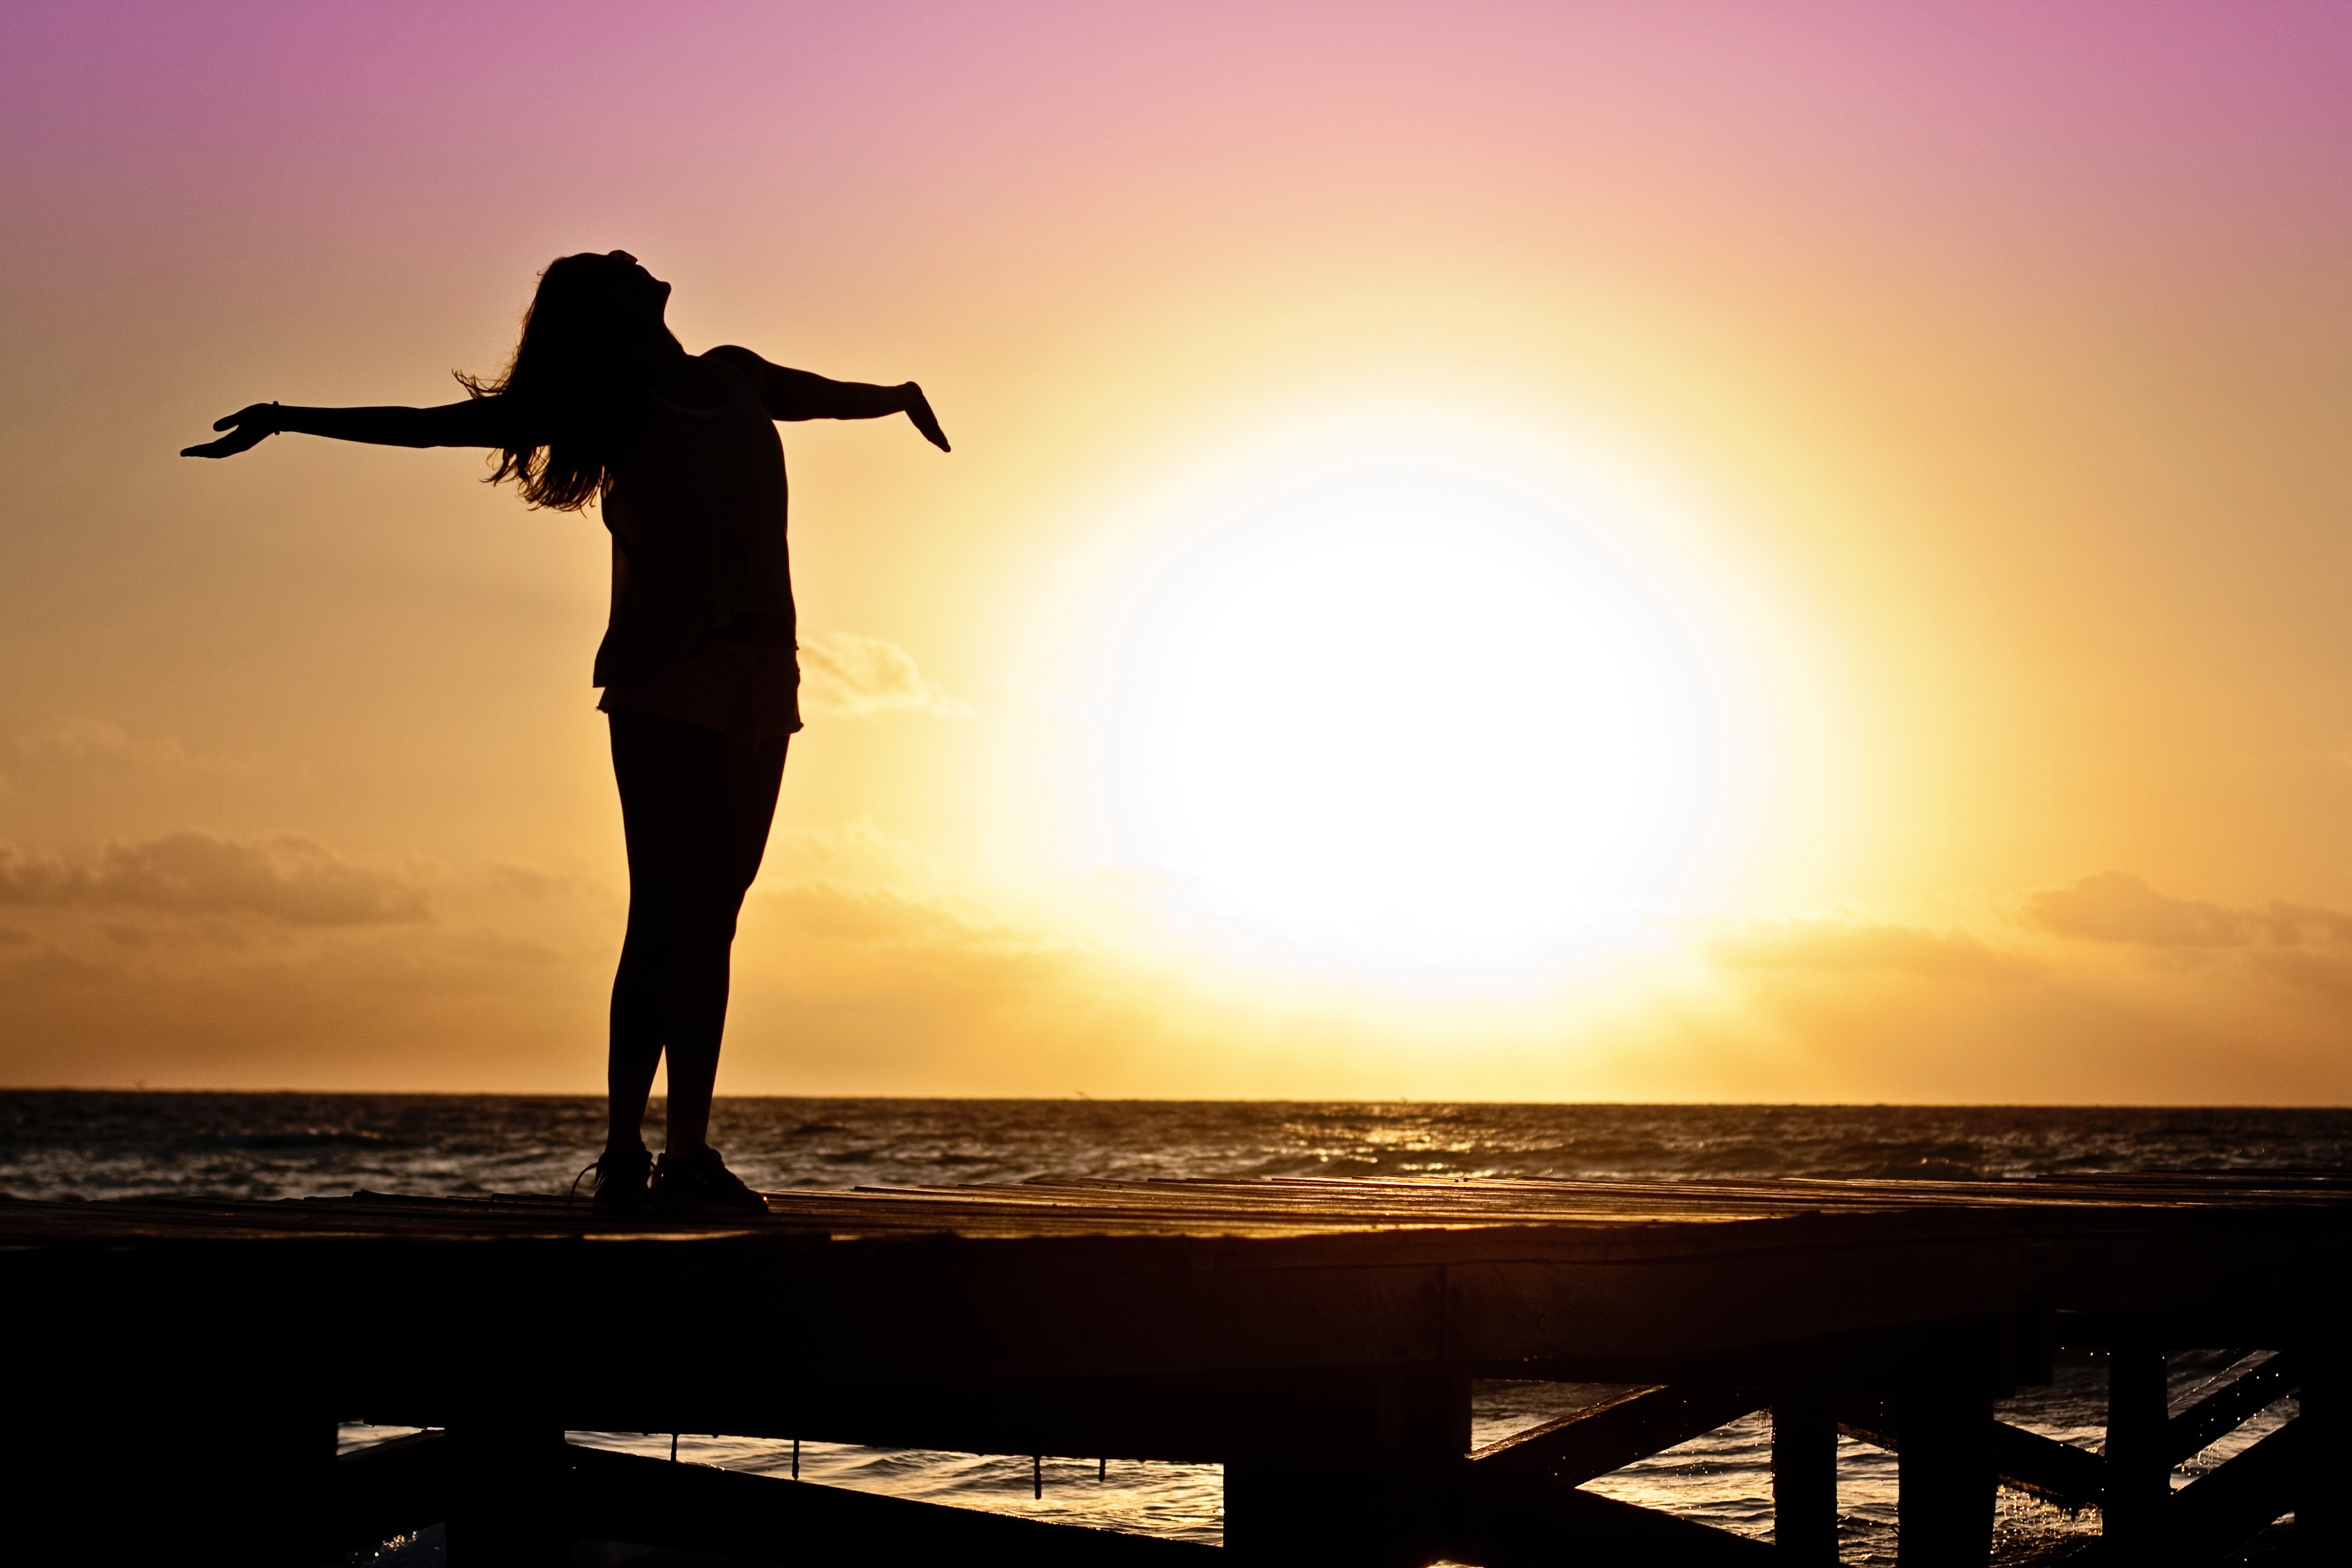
[{"xmin": 9, "ymin": 1093, "xmax": 2340, "ymax": 1565}]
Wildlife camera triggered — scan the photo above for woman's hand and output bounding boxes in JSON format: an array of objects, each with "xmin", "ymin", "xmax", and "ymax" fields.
[
  {"xmin": 180, "ymin": 403, "xmax": 280, "ymax": 458},
  {"xmin": 901, "ymin": 384, "xmax": 950, "ymax": 452}
]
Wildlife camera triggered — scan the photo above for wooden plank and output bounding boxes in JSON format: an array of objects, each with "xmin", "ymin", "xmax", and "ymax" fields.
[
  {"xmin": 5, "ymin": 1217, "xmax": 2340, "ymax": 1414},
  {"xmin": 1990, "ymin": 1423, "xmax": 2106, "ymax": 1511},
  {"xmin": 328, "ymin": 1429, "xmax": 454, "ymax": 1557},
  {"xmin": 1836, "ymin": 1398, "xmax": 2106, "ymax": 1510},
  {"xmin": 5, "ymin": 1173, "xmax": 2352, "ymax": 1492},
  {"xmin": 1469, "ymin": 1384, "xmax": 1768, "ymax": 1492},
  {"xmin": 2161, "ymin": 1416, "xmax": 2306, "ymax": 1563},
  {"xmin": 1225, "ymin": 1461, "xmax": 1451, "ymax": 1567},
  {"xmin": 13, "ymin": 1169, "xmax": 2352, "ymax": 1251},
  {"xmin": 1460, "ymin": 1482, "xmax": 1777, "ymax": 1566},
  {"xmin": 2161, "ymin": 1351, "xmax": 2299, "ymax": 1467},
  {"xmin": 560, "ymin": 1441, "xmax": 1214, "ymax": 1566}
]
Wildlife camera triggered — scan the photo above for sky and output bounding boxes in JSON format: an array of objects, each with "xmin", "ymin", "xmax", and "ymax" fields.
[{"xmin": 4, "ymin": 1, "xmax": 2351, "ymax": 1101}]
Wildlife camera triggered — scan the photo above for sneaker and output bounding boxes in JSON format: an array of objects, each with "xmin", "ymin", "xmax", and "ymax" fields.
[
  {"xmin": 651, "ymin": 1145, "xmax": 769, "ymax": 1216},
  {"xmin": 574, "ymin": 1145, "xmax": 653, "ymax": 1216}
]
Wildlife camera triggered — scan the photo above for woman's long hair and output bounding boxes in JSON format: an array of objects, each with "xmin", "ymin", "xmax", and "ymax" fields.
[{"xmin": 457, "ymin": 253, "xmax": 656, "ymax": 511}]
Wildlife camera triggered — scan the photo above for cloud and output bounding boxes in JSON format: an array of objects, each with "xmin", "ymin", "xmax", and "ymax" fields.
[
  {"xmin": 762, "ymin": 877, "xmax": 1071, "ymax": 960},
  {"xmin": 797, "ymin": 632, "xmax": 970, "ymax": 718},
  {"xmin": 2022, "ymin": 871, "xmax": 2352, "ymax": 949},
  {"xmin": 1703, "ymin": 917, "xmax": 2025, "ymax": 981},
  {"xmin": 485, "ymin": 862, "xmax": 585, "ymax": 901},
  {"xmin": 13, "ymin": 717, "xmax": 249, "ymax": 778},
  {"xmin": 0, "ymin": 832, "xmax": 430, "ymax": 925}
]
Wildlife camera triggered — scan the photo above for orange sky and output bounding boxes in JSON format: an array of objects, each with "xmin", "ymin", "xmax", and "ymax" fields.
[{"xmin": 5, "ymin": 2, "xmax": 2352, "ymax": 1100}]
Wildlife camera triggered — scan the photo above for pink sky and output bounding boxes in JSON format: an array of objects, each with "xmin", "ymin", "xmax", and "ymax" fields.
[{"xmin": 8, "ymin": 3, "xmax": 2352, "ymax": 1098}]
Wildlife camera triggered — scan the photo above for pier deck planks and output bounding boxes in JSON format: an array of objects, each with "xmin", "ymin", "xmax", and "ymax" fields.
[
  {"xmin": 8, "ymin": 1173, "xmax": 2349, "ymax": 1564},
  {"xmin": 6, "ymin": 1171, "xmax": 2350, "ymax": 1384}
]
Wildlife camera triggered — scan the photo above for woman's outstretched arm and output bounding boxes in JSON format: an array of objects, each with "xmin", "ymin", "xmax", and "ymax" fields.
[
  {"xmin": 706, "ymin": 346, "xmax": 950, "ymax": 452},
  {"xmin": 181, "ymin": 397, "xmax": 541, "ymax": 459}
]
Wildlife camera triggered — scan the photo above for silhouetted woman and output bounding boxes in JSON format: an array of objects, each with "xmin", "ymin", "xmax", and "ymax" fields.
[{"xmin": 185, "ymin": 251, "xmax": 949, "ymax": 1213}]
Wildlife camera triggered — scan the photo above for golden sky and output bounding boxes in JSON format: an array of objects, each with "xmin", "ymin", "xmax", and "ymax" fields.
[{"xmin": 5, "ymin": 2, "xmax": 2351, "ymax": 1100}]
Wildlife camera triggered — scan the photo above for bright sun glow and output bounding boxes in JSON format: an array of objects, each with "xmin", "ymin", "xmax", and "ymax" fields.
[{"xmin": 1094, "ymin": 435, "xmax": 1737, "ymax": 972}]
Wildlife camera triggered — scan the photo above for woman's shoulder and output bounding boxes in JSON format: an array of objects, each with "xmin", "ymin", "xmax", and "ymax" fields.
[{"xmin": 701, "ymin": 345, "xmax": 769, "ymax": 382}]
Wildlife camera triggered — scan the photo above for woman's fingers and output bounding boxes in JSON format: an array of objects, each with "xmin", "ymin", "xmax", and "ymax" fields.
[
  {"xmin": 184, "ymin": 404, "xmax": 276, "ymax": 457},
  {"xmin": 904, "ymin": 386, "xmax": 951, "ymax": 452},
  {"xmin": 181, "ymin": 421, "xmax": 273, "ymax": 458}
]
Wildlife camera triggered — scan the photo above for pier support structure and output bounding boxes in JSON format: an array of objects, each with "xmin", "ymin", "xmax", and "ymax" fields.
[
  {"xmin": 2299, "ymin": 1348, "xmax": 2349, "ymax": 1559},
  {"xmin": 444, "ymin": 1426, "xmax": 573, "ymax": 1566},
  {"xmin": 1894, "ymin": 1374, "xmax": 1996, "ymax": 1567},
  {"xmin": 1221, "ymin": 1365, "xmax": 1467, "ymax": 1568},
  {"xmin": 1771, "ymin": 1394, "xmax": 1841, "ymax": 1566},
  {"xmin": 2104, "ymin": 1344, "xmax": 2171, "ymax": 1552},
  {"xmin": 9, "ymin": 1172, "xmax": 2343, "ymax": 1567}
]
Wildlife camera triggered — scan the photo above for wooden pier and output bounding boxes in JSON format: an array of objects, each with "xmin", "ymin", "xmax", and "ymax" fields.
[{"xmin": 7, "ymin": 1170, "xmax": 2350, "ymax": 1565}]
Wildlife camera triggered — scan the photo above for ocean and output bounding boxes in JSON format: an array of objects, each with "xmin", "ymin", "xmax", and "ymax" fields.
[{"xmin": 8, "ymin": 1092, "xmax": 2340, "ymax": 1565}]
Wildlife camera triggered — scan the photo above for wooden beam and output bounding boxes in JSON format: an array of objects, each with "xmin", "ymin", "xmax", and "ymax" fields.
[
  {"xmin": 561, "ymin": 1442, "xmax": 1215, "ymax": 1566},
  {"xmin": 1988, "ymin": 1422, "xmax": 2106, "ymax": 1512},
  {"xmin": 1226, "ymin": 1462, "xmax": 1448, "ymax": 1568},
  {"xmin": 2162, "ymin": 1416, "xmax": 2305, "ymax": 1562},
  {"xmin": 1460, "ymin": 1482, "xmax": 1777, "ymax": 1566},
  {"xmin": 324, "ymin": 1429, "xmax": 453, "ymax": 1559},
  {"xmin": 1835, "ymin": 1398, "xmax": 2105, "ymax": 1510},
  {"xmin": 2162, "ymin": 1352, "xmax": 2299, "ymax": 1468},
  {"xmin": 1772, "ymin": 1395, "xmax": 1839, "ymax": 1566},
  {"xmin": 1452, "ymin": 1387, "xmax": 1776, "ymax": 1567},
  {"xmin": 1469, "ymin": 1384, "xmax": 1768, "ymax": 1493},
  {"xmin": 374, "ymin": 1365, "xmax": 1487, "ymax": 1470}
]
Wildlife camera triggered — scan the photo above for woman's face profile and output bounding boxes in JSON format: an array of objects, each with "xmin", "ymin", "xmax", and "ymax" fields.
[{"xmin": 600, "ymin": 250, "xmax": 671, "ymax": 327}]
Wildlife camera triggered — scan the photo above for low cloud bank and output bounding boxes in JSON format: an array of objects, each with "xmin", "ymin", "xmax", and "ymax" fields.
[
  {"xmin": 0, "ymin": 832, "xmax": 429, "ymax": 925},
  {"xmin": 1705, "ymin": 917, "xmax": 2024, "ymax": 981},
  {"xmin": 13, "ymin": 717, "xmax": 258, "ymax": 778},
  {"xmin": 2024, "ymin": 871, "xmax": 2352, "ymax": 950},
  {"xmin": 797, "ymin": 632, "xmax": 969, "ymax": 719}
]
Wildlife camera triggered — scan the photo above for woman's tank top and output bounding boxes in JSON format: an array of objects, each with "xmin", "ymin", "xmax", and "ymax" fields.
[{"xmin": 591, "ymin": 352, "xmax": 800, "ymax": 739}]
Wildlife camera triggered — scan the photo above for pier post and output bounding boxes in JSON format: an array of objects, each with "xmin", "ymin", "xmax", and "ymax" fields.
[
  {"xmin": 2103, "ymin": 1345, "xmax": 2170, "ymax": 1552},
  {"xmin": 1773, "ymin": 1393, "xmax": 1839, "ymax": 1565},
  {"xmin": 1895, "ymin": 1374, "xmax": 1994, "ymax": 1566},
  {"xmin": 445, "ymin": 1426, "xmax": 573, "ymax": 1566},
  {"xmin": 1222, "ymin": 1365, "xmax": 1466, "ymax": 1567},
  {"xmin": 2300, "ymin": 1348, "xmax": 2349, "ymax": 1558}
]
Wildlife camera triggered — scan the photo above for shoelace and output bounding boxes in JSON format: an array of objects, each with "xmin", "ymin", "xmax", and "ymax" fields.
[{"xmin": 569, "ymin": 1150, "xmax": 646, "ymax": 1201}]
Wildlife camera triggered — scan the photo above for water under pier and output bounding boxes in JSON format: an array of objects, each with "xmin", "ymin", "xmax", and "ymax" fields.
[{"xmin": 8, "ymin": 1170, "xmax": 2349, "ymax": 1565}]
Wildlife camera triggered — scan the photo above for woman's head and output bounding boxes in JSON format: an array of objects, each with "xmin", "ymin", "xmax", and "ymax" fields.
[
  {"xmin": 531, "ymin": 250, "xmax": 672, "ymax": 347},
  {"xmin": 460, "ymin": 250, "xmax": 678, "ymax": 511}
]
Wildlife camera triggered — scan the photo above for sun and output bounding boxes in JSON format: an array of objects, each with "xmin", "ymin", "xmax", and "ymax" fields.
[{"xmin": 1097, "ymin": 443, "xmax": 1733, "ymax": 972}]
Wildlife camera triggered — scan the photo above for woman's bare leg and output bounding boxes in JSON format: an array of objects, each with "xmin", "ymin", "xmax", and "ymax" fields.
[
  {"xmin": 607, "ymin": 710, "xmax": 786, "ymax": 1156},
  {"xmin": 656, "ymin": 726, "xmax": 786, "ymax": 1152},
  {"xmin": 604, "ymin": 921, "xmax": 668, "ymax": 1152}
]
